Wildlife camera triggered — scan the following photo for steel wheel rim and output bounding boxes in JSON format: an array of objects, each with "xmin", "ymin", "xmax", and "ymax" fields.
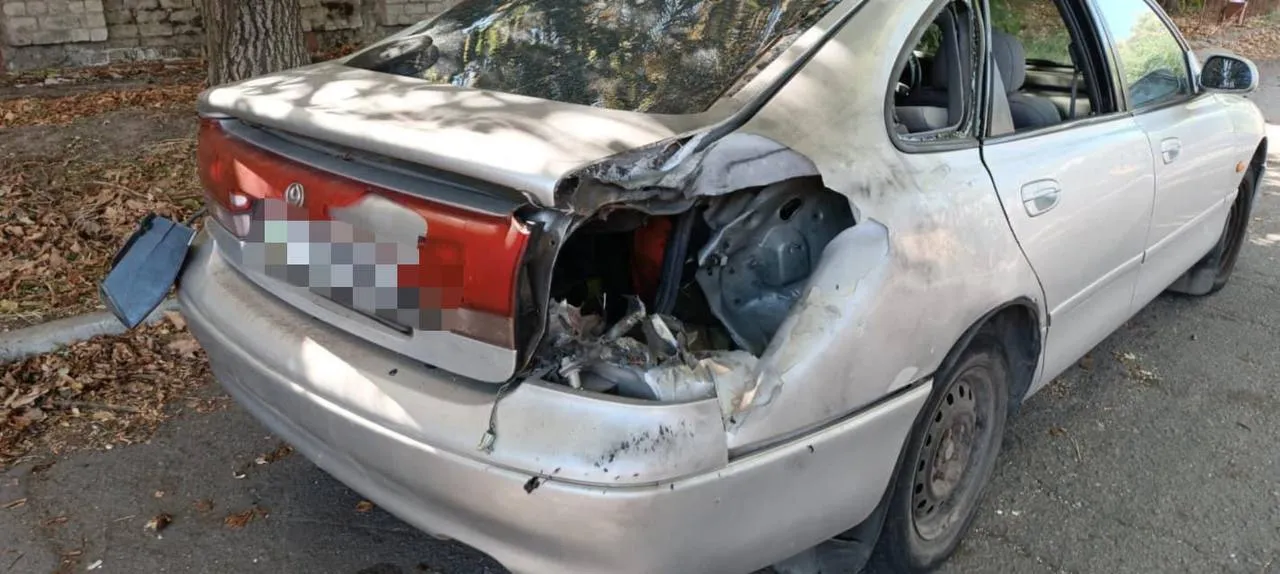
[{"xmin": 910, "ymin": 368, "xmax": 996, "ymax": 541}]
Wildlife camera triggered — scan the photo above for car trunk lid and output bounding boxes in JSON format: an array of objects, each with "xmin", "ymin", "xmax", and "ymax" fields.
[
  {"xmin": 197, "ymin": 117, "xmax": 533, "ymax": 383},
  {"xmin": 197, "ymin": 62, "xmax": 712, "ymax": 207}
]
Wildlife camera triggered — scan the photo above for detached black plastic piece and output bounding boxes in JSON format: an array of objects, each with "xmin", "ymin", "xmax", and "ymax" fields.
[{"xmin": 99, "ymin": 214, "xmax": 196, "ymax": 329}]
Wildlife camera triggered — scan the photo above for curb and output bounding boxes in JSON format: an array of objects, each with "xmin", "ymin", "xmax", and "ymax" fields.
[{"xmin": 0, "ymin": 299, "xmax": 180, "ymax": 364}]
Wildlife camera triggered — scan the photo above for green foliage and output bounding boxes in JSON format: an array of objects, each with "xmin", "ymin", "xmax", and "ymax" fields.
[
  {"xmin": 990, "ymin": 0, "xmax": 1023, "ymax": 36},
  {"xmin": 991, "ymin": 0, "xmax": 1073, "ymax": 65}
]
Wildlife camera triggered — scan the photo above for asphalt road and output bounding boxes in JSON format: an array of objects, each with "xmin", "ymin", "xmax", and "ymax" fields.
[{"xmin": 4, "ymin": 66, "xmax": 1280, "ymax": 574}]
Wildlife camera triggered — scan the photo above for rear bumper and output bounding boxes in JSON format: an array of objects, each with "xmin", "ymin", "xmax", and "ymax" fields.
[{"xmin": 179, "ymin": 232, "xmax": 928, "ymax": 574}]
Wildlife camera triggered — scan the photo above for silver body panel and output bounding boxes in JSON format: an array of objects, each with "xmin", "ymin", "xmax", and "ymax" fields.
[{"xmin": 180, "ymin": 237, "xmax": 928, "ymax": 574}]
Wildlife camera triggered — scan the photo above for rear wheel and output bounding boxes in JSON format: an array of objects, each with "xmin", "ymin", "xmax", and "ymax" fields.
[{"xmin": 867, "ymin": 334, "xmax": 1010, "ymax": 573}]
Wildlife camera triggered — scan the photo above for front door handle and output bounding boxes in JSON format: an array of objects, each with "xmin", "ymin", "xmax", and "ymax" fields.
[
  {"xmin": 1021, "ymin": 179, "xmax": 1061, "ymax": 217},
  {"xmin": 1160, "ymin": 138, "xmax": 1182, "ymax": 164}
]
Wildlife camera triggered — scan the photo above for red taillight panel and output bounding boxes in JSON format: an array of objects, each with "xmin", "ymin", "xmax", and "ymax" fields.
[{"xmin": 197, "ymin": 119, "xmax": 530, "ymax": 342}]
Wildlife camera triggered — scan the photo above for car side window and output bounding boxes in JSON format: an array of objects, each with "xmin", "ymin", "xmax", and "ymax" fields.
[
  {"xmin": 889, "ymin": 0, "xmax": 979, "ymax": 141},
  {"xmin": 1091, "ymin": 0, "xmax": 1191, "ymax": 109}
]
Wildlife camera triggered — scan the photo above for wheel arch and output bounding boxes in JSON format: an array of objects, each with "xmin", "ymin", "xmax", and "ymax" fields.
[
  {"xmin": 936, "ymin": 298, "xmax": 1043, "ymax": 416},
  {"xmin": 1251, "ymin": 137, "xmax": 1268, "ymax": 174}
]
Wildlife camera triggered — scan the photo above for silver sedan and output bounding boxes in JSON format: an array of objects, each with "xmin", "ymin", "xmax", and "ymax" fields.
[{"xmin": 107, "ymin": 0, "xmax": 1268, "ymax": 572}]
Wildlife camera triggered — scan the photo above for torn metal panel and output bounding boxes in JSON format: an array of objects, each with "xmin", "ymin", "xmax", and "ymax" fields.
[
  {"xmin": 696, "ymin": 180, "xmax": 856, "ymax": 355},
  {"xmin": 556, "ymin": 133, "xmax": 823, "ymax": 216}
]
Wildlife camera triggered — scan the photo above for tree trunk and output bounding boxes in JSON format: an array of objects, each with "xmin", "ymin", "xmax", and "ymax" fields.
[{"xmin": 201, "ymin": 0, "xmax": 310, "ymax": 87}]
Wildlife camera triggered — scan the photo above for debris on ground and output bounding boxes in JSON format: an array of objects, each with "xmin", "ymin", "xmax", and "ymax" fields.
[
  {"xmin": 1047, "ymin": 426, "xmax": 1083, "ymax": 462},
  {"xmin": 355, "ymin": 500, "xmax": 375, "ymax": 513},
  {"xmin": 253, "ymin": 443, "xmax": 294, "ymax": 466},
  {"xmin": 192, "ymin": 499, "xmax": 214, "ymax": 513},
  {"xmin": 0, "ymin": 322, "xmax": 212, "ymax": 467},
  {"xmin": 42, "ymin": 515, "xmax": 69, "ymax": 527},
  {"xmin": 144, "ymin": 513, "xmax": 172, "ymax": 533},
  {"xmin": 0, "ymin": 137, "xmax": 202, "ymax": 329},
  {"xmin": 223, "ymin": 505, "xmax": 269, "ymax": 529},
  {"xmin": 1114, "ymin": 351, "xmax": 1161, "ymax": 386}
]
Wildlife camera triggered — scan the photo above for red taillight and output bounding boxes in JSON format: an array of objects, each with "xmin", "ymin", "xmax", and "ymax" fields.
[{"xmin": 196, "ymin": 118, "xmax": 530, "ymax": 344}]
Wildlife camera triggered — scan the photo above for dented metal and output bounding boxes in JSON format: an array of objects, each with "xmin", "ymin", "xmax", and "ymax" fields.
[
  {"xmin": 695, "ymin": 180, "xmax": 856, "ymax": 355},
  {"xmin": 522, "ymin": 0, "xmax": 1050, "ymax": 457}
]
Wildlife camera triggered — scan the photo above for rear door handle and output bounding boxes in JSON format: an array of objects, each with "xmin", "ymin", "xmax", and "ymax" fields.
[
  {"xmin": 1160, "ymin": 138, "xmax": 1182, "ymax": 164},
  {"xmin": 1021, "ymin": 179, "xmax": 1061, "ymax": 217}
]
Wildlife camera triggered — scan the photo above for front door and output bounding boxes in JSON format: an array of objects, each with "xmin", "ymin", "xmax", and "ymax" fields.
[{"xmin": 1088, "ymin": 0, "xmax": 1240, "ymax": 306}]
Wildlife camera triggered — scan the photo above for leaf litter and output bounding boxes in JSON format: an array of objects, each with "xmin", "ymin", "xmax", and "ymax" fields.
[
  {"xmin": 0, "ymin": 322, "xmax": 218, "ymax": 468},
  {"xmin": 0, "ymin": 137, "xmax": 203, "ymax": 330},
  {"xmin": 223, "ymin": 505, "xmax": 269, "ymax": 529},
  {"xmin": 0, "ymin": 83, "xmax": 203, "ymax": 129},
  {"xmin": 1174, "ymin": 12, "xmax": 1280, "ymax": 60},
  {"xmin": 0, "ymin": 60, "xmax": 203, "ymax": 92}
]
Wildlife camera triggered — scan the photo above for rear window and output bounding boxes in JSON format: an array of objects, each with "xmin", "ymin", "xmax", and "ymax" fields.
[{"xmin": 345, "ymin": 0, "xmax": 842, "ymax": 115}]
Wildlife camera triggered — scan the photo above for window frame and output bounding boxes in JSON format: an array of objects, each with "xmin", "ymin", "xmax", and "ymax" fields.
[
  {"xmin": 884, "ymin": 0, "xmax": 986, "ymax": 154},
  {"xmin": 1084, "ymin": 0, "xmax": 1203, "ymax": 114},
  {"xmin": 980, "ymin": 0, "xmax": 1125, "ymax": 142}
]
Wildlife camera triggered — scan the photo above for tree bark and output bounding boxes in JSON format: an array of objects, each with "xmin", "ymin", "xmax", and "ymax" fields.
[{"xmin": 201, "ymin": 0, "xmax": 310, "ymax": 87}]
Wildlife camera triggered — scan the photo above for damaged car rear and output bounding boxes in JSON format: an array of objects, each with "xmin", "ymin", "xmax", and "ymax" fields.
[{"xmin": 101, "ymin": 0, "xmax": 1269, "ymax": 571}]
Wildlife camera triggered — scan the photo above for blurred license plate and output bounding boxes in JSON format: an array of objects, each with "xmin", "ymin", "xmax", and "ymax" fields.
[{"xmin": 237, "ymin": 199, "xmax": 441, "ymax": 331}]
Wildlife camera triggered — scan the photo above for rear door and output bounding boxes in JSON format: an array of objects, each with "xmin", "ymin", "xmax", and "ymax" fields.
[
  {"xmin": 1087, "ymin": 0, "xmax": 1240, "ymax": 307},
  {"xmin": 980, "ymin": 0, "xmax": 1156, "ymax": 384}
]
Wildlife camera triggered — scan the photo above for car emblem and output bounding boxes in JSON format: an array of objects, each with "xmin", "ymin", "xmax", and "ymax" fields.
[{"xmin": 284, "ymin": 182, "xmax": 305, "ymax": 207}]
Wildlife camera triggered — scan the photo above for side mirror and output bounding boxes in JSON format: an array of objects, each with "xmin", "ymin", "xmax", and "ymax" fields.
[{"xmin": 1199, "ymin": 54, "xmax": 1259, "ymax": 94}]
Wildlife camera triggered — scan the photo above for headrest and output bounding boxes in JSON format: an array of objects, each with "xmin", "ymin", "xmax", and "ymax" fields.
[{"xmin": 991, "ymin": 31, "xmax": 1027, "ymax": 93}]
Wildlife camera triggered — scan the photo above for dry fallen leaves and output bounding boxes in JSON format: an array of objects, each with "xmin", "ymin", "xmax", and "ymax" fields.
[
  {"xmin": 223, "ymin": 505, "xmax": 269, "ymax": 529},
  {"xmin": 0, "ymin": 131, "xmax": 202, "ymax": 328},
  {"xmin": 0, "ymin": 322, "xmax": 212, "ymax": 467},
  {"xmin": 0, "ymin": 60, "xmax": 203, "ymax": 91},
  {"xmin": 1175, "ymin": 13, "xmax": 1280, "ymax": 60},
  {"xmin": 355, "ymin": 500, "xmax": 375, "ymax": 513},
  {"xmin": 0, "ymin": 84, "xmax": 203, "ymax": 130},
  {"xmin": 0, "ymin": 137, "xmax": 203, "ymax": 329}
]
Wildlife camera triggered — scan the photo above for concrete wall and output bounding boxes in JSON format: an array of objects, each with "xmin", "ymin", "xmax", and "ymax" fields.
[{"xmin": 0, "ymin": 0, "xmax": 451, "ymax": 71}]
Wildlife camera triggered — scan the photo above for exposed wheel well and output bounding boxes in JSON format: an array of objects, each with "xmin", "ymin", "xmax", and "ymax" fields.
[{"xmin": 937, "ymin": 301, "xmax": 1041, "ymax": 416}]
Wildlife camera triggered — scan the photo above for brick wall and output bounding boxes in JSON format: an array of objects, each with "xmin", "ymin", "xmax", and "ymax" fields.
[
  {"xmin": 2, "ymin": 1, "xmax": 108, "ymax": 46},
  {"xmin": 0, "ymin": 0, "xmax": 452, "ymax": 71}
]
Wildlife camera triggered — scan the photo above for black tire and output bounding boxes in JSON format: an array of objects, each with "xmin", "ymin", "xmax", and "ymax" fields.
[
  {"xmin": 1205, "ymin": 170, "xmax": 1256, "ymax": 295},
  {"xmin": 1170, "ymin": 170, "xmax": 1257, "ymax": 297},
  {"xmin": 867, "ymin": 334, "xmax": 1010, "ymax": 573}
]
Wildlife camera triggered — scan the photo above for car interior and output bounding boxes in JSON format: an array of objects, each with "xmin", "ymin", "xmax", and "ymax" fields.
[{"xmin": 893, "ymin": 0, "xmax": 1100, "ymax": 136}]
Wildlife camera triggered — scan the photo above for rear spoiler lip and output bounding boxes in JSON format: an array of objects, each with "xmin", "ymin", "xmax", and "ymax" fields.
[{"xmin": 208, "ymin": 116, "xmax": 530, "ymax": 217}]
